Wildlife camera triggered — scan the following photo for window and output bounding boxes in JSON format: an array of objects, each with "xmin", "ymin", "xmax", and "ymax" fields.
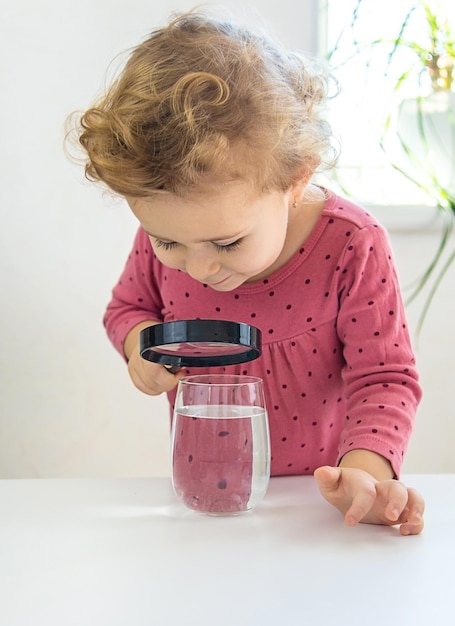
[{"xmin": 320, "ymin": 0, "xmax": 455, "ymax": 208}]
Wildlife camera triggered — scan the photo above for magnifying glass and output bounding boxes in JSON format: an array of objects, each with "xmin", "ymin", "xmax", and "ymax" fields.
[{"xmin": 139, "ymin": 319, "xmax": 262, "ymax": 371}]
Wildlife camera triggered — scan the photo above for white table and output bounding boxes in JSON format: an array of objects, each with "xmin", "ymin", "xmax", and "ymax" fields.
[{"xmin": 1, "ymin": 475, "xmax": 453, "ymax": 626}]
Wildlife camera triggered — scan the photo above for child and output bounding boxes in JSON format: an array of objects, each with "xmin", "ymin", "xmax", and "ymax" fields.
[{"xmin": 73, "ymin": 8, "xmax": 424, "ymax": 534}]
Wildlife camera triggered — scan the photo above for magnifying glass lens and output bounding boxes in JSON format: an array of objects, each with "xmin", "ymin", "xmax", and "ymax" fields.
[{"xmin": 139, "ymin": 320, "xmax": 261, "ymax": 368}]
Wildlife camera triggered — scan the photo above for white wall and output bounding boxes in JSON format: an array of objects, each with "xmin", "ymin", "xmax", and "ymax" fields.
[{"xmin": 0, "ymin": 0, "xmax": 453, "ymax": 478}]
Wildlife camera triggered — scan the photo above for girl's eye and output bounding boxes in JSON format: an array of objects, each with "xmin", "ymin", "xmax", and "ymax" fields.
[
  {"xmin": 154, "ymin": 239, "xmax": 178, "ymax": 251},
  {"xmin": 154, "ymin": 238, "xmax": 242, "ymax": 252},
  {"xmin": 215, "ymin": 239, "xmax": 242, "ymax": 252}
]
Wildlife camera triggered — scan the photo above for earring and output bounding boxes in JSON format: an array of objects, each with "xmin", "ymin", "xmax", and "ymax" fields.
[{"xmin": 293, "ymin": 198, "xmax": 297, "ymax": 209}]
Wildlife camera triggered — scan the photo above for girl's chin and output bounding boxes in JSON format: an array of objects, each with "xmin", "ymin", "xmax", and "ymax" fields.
[
  {"xmin": 208, "ymin": 281, "xmax": 239, "ymax": 292},
  {"xmin": 206, "ymin": 275, "xmax": 245, "ymax": 291}
]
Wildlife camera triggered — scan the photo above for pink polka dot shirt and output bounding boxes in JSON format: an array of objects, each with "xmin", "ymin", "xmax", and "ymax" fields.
[{"xmin": 104, "ymin": 190, "xmax": 422, "ymax": 478}]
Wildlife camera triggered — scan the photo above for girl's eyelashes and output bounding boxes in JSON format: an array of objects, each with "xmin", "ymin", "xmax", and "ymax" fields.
[
  {"xmin": 154, "ymin": 239, "xmax": 178, "ymax": 251},
  {"xmin": 214, "ymin": 239, "xmax": 242, "ymax": 252},
  {"xmin": 154, "ymin": 238, "xmax": 243, "ymax": 252}
]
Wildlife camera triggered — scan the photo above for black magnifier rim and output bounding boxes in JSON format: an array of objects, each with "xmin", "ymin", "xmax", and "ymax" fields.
[{"xmin": 139, "ymin": 319, "xmax": 262, "ymax": 367}]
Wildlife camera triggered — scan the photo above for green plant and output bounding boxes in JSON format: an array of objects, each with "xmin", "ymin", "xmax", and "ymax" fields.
[{"xmin": 326, "ymin": 0, "xmax": 455, "ymax": 336}]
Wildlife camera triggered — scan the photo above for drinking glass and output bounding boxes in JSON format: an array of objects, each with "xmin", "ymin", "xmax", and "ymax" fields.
[{"xmin": 171, "ymin": 374, "xmax": 270, "ymax": 515}]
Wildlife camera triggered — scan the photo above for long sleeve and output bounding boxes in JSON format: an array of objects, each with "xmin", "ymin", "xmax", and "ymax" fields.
[
  {"xmin": 334, "ymin": 223, "xmax": 422, "ymax": 476},
  {"xmin": 103, "ymin": 227, "xmax": 165, "ymax": 359}
]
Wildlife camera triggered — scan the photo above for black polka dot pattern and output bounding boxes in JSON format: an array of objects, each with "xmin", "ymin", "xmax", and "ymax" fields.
[{"xmin": 104, "ymin": 191, "xmax": 422, "ymax": 479}]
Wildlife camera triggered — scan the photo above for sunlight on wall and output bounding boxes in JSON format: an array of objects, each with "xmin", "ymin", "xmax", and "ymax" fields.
[{"xmin": 323, "ymin": 0, "xmax": 455, "ymax": 206}]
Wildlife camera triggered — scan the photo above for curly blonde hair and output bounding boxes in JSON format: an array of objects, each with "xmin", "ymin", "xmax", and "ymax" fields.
[{"xmin": 74, "ymin": 9, "xmax": 338, "ymax": 197}]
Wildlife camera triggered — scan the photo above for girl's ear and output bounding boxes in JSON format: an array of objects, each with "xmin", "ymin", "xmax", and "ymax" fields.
[
  {"xmin": 288, "ymin": 175, "xmax": 309, "ymax": 195},
  {"xmin": 288, "ymin": 157, "xmax": 322, "ymax": 205},
  {"xmin": 289, "ymin": 157, "xmax": 321, "ymax": 188}
]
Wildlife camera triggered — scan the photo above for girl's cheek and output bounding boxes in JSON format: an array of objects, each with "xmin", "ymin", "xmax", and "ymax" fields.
[{"xmin": 154, "ymin": 250, "xmax": 181, "ymax": 270}]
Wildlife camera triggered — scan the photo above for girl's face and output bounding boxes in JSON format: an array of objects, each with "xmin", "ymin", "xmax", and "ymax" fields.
[{"xmin": 127, "ymin": 180, "xmax": 294, "ymax": 291}]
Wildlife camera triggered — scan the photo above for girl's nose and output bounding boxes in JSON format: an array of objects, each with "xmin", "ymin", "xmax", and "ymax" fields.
[{"xmin": 184, "ymin": 250, "xmax": 221, "ymax": 282}]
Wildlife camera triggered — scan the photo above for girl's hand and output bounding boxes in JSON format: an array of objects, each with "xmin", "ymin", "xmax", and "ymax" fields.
[
  {"xmin": 313, "ymin": 465, "xmax": 425, "ymax": 535},
  {"xmin": 127, "ymin": 347, "xmax": 185, "ymax": 395},
  {"xmin": 123, "ymin": 321, "xmax": 185, "ymax": 396}
]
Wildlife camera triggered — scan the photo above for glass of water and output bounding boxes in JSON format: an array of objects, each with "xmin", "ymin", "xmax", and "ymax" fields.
[{"xmin": 171, "ymin": 374, "xmax": 270, "ymax": 515}]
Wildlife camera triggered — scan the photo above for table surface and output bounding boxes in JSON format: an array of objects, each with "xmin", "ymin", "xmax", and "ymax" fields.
[{"xmin": 1, "ymin": 474, "xmax": 453, "ymax": 626}]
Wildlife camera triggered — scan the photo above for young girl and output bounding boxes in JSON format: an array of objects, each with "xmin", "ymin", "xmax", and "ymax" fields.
[{"xmin": 74, "ymin": 8, "xmax": 424, "ymax": 534}]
